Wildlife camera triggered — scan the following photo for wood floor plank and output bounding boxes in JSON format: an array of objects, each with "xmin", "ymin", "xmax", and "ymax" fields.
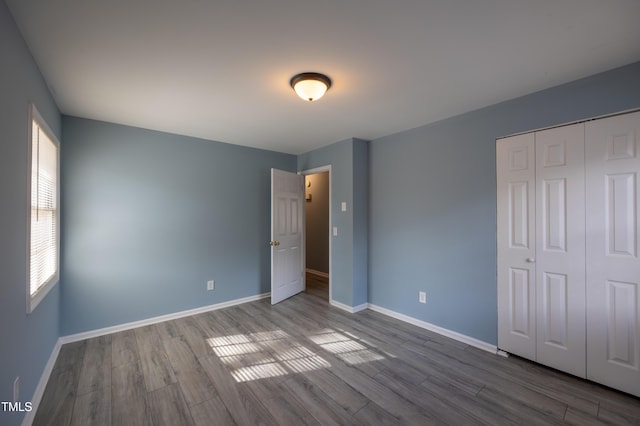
[
  {"xmin": 147, "ymin": 383, "xmax": 194, "ymax": 426},
  {"xmin": 111, "ymin": 361, "xmax": 152, "ymax": 426},
  {"xmin": 422, "ymin": 374, "xmax": 518, "ymax": 425},
  {"xmin": 304, "ymin": 343, "xmax": 435, "ymax": 424},
  {"xmin": 589, "ymin": 384, "xmax": 640, "ymax": 422},
  {"xmin": 134, "ymin": 325, "xmax": 177, "ymax": 392},
  {"xmin": 416, "ymin": 342, "xmax": 567, "ymax": 419},
  {"xmin": 376, "ymin": 358, "xmax": 427, "ymax": 386},
  {"xmin": 283, "ymin": 373, "xmax": 362, "ymax": 425},
  {"xmin": 53, "ymin": 340, "xmax": 87, "ymax": 370},
  {"xmin": 597, "ymin": 403, "xmax": 640, "ymax": 425},
  {"xmin": 76, "ymin": 335, "xmax": 112, "ymax": 396},
  {"xmin": 199, "ymin": 311, "xmax": 250, "ymax": 343},
  {"xmin": 198, "ymin": 354, "xmax": 279, "ymax": 425},
  {"xmin": 274, "ymin": 300, "xmax": 330, "ymax": 334},
  {"xmin": 189, "ymin": 395, "xmax": 235, "ymax": 426},
  {"xmin": 32, "ymin": 362, "xmax": 82, "ymax": 426},
  {"xmin": 482, "ymin": 380, "xmax": 569, "ymax": 420},
  {"xmin": 163, "ymin": 335, "xmax": 217, "ymax": 406},
  {"xmin": 300, "ymin": 369, "xmax": 369, "ymax": 415},
  {"xmin": 70, "ymin": 386, "xmax": 111, "ymax": 426},
  {"xmin": 356, "ymin": 310, "xmax": 432, "ymax": 346},
  {"xmin": 352, "ymin": 401, "xmax": 403, "ymax": 425},
  {"xmin": 111, "ymin": 329, "xmax": 139, "ymax": 367},
  {"xmin": 466, "ymin": 348, "xmax": 600, "ymax": 414},
  {"xmin": 564, "ymin": 407, "xmax": 612, "ymax": 426},
  {"xmin": 153, "ymin": 318, "xmax": 183, "ymax": 340},
  {"xmin": 174, "ymin": 316, "xmax": 213, "ymax": 359},
  {"xmin": 209, "ymin": 309, "xmax": 242, "ymax": 331},
  {"xmin": 476, "ymin": 385, "xmax": 565, "ymax": 425},
  {"xmin": 374, "ymin": 368, "xmax": 482, "ymax": 425},
  {"xmin": 246, "ymin": 382, "xmax": 321, "ymax": 426}
]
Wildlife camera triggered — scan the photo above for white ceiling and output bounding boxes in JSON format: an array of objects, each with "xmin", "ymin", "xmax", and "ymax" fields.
[{"xmin": 6, "ymin": 0, "xmax": 640, "ymax": 154}]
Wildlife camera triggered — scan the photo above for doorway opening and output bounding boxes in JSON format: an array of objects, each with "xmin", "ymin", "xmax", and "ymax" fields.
[{"xmin": 302, "ymin": 166, "xmax": 331, "ymax": 302}]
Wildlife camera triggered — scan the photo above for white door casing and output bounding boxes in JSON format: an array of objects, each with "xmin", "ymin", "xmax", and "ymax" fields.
[
  {"xmin": 586, "ymin": 111, "xmax": 640, "ymax": 397},
  {"xmin": 534, "ymin": 123, "xmax": 586, "ymax": 378},
  {"xmin": 497, "ymin": 133, "xmax": 536, "ymax": 360},
  {"xmin": 271, "ymin": 169, "xmax": 305, "ymax": 304}
]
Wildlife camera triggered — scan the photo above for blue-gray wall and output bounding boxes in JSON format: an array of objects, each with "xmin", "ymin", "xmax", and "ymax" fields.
[
  {"xmin": 298, "ymin": 138, "xmax": 368, "ymax": 307},
  {"xmin": 0, "ymin": 2, "xmax": 61, "ymax": 425},
  {"xmin": 61, "ymin": 117, "xmax": 296, "ymax": 334},
  {"xmin": 368, "ymin": 61, "xmax": 640, "ymax": 345}
]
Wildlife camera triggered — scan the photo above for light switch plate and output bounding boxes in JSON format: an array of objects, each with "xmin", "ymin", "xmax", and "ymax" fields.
[
  {"xmin": 341, "ymin": 202, "xmax": 347, "ymax": 212},
  {"xmin": 333, "ymin": 227, "xmax": 338, "ymax": 236}
]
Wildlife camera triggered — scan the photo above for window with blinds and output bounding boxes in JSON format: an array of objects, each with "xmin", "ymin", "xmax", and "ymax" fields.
[{"xmin": 28, "ymin": 105, "xmax": 59, "ymax": 313}]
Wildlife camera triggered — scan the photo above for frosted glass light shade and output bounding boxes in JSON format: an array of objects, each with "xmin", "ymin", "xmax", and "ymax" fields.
[{"xmin": 290, "ymin": 73, "xmax": 332, "ymax": 102}]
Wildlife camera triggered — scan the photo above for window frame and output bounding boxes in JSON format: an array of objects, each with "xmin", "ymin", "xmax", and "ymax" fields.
[{"xmin": 26, "ymin": 103, "xmax": 60, "ymax": 314}]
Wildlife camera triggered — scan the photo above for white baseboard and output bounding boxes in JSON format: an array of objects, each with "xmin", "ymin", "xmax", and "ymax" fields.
[
  {"xmin": 367, "ymin": 304, "xmax": 497, "ymax": 354},
  {"xmin": 22, "ymin": 339, "xmax": 62, "ymax": 426},
  {"xmin": 330, "ymin": 299, "xmax": 367, "ymax": 313},
  {"xmin": 352, "ymin": 303, "xmax": 368, "ymax": 313},
  {"xmin": 305, "ymin": 268, "xmax": 329, "ymax": 279},
  {"xmin": 60, "ymin": 293, "xmax": 271, "ymax": 344}
]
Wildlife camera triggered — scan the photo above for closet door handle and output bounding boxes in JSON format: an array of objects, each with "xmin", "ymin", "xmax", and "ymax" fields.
[{"xmin": 526, "ymin": 257, "xmax": 536, "ymax": 263}]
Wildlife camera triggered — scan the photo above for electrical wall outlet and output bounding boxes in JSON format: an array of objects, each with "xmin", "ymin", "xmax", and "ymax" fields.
[
  {"xmin": 13, "ymin": 376, "xmax": 19, "ymax": 403},
  {"xmin": 207, "ymin": 280, "xmax": 215, "ymax": 291},
  {"xmin": 419, "ymin": 291, "xmax": 426, "ymax": 304}
]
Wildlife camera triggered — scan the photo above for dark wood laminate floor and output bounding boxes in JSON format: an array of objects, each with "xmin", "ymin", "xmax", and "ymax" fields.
[
  {"xmin": 34, "ymin": 284, "xmax": 640, "ymax": 425},
  {"xmin": 304, "ymin": 272, "xmax": 329, "ymax": 302}
]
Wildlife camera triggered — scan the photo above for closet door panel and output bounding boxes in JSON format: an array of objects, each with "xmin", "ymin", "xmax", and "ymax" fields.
[
  {"xmin": 497, "ymin": 134, "xmax": 536, "ymax": 360},
  {"xmin": 535, "ymin": 124, "xmax": 586, "ymax": 378},
  {"xmin": 586, "ymin": 111, "xmax": 640, "ymax": 397}
]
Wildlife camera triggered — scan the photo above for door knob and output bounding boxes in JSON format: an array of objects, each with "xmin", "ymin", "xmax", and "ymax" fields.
[
  {"xmin": 526, "ymin": 257, "xmax": 536, "ymax": 263},
  {"xmin": 269, "ymin": 241, "xmax": 280, "ymax": 246}
]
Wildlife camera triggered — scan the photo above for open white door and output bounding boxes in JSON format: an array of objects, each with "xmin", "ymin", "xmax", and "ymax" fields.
[{"xmin": 271, "ymin": 169, "xmax": 305, "ymax": 304}]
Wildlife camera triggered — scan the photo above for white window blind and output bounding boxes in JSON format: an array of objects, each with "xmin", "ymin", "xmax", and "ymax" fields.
[{"xmin": 29, "ymin": 106, "xmax": 59, "ymax": 311}]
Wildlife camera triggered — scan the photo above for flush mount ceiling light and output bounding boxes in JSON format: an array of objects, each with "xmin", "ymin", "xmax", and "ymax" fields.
[{"xmin": 290, "ymin": 72, "xmax": 332, "ymax": 102}]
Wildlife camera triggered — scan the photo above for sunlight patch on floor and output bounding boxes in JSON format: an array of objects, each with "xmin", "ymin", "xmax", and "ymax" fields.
[
  {"xmin": 309, "ymin": 329, "xmax": 386, "ymax": 365},
  {"xmin": 207, "ymin": 330, "xmax": 330, "ymax": 382},
  {"xmin": 207, "ymin": 325, "xmax": 389, "ymax": 382}
]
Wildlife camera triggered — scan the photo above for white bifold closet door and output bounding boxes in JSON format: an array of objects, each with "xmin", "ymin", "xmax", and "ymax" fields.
[
  {"xmin": 497, "ymin": 123, "xmax": 586, "ymax": 378},
  {"xmin": 585, "ymin": 111, "xmax": 640, "ymax": 397},
  {"xmin": 497, "ymin": 133, "xmax": 536, "ymax": 361},
  {"xmin": 498, "ymin": 110, "xmax": 640, "ymax": 397},
  {"xmin": 534, "ymin": 124, "xmax": 586, "ymax": 377}
]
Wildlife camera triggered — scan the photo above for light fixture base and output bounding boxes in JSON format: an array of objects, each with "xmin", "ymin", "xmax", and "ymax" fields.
[{"xmin": 290, "ymin": 72, "xmax": 332, "ymax": 102}]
